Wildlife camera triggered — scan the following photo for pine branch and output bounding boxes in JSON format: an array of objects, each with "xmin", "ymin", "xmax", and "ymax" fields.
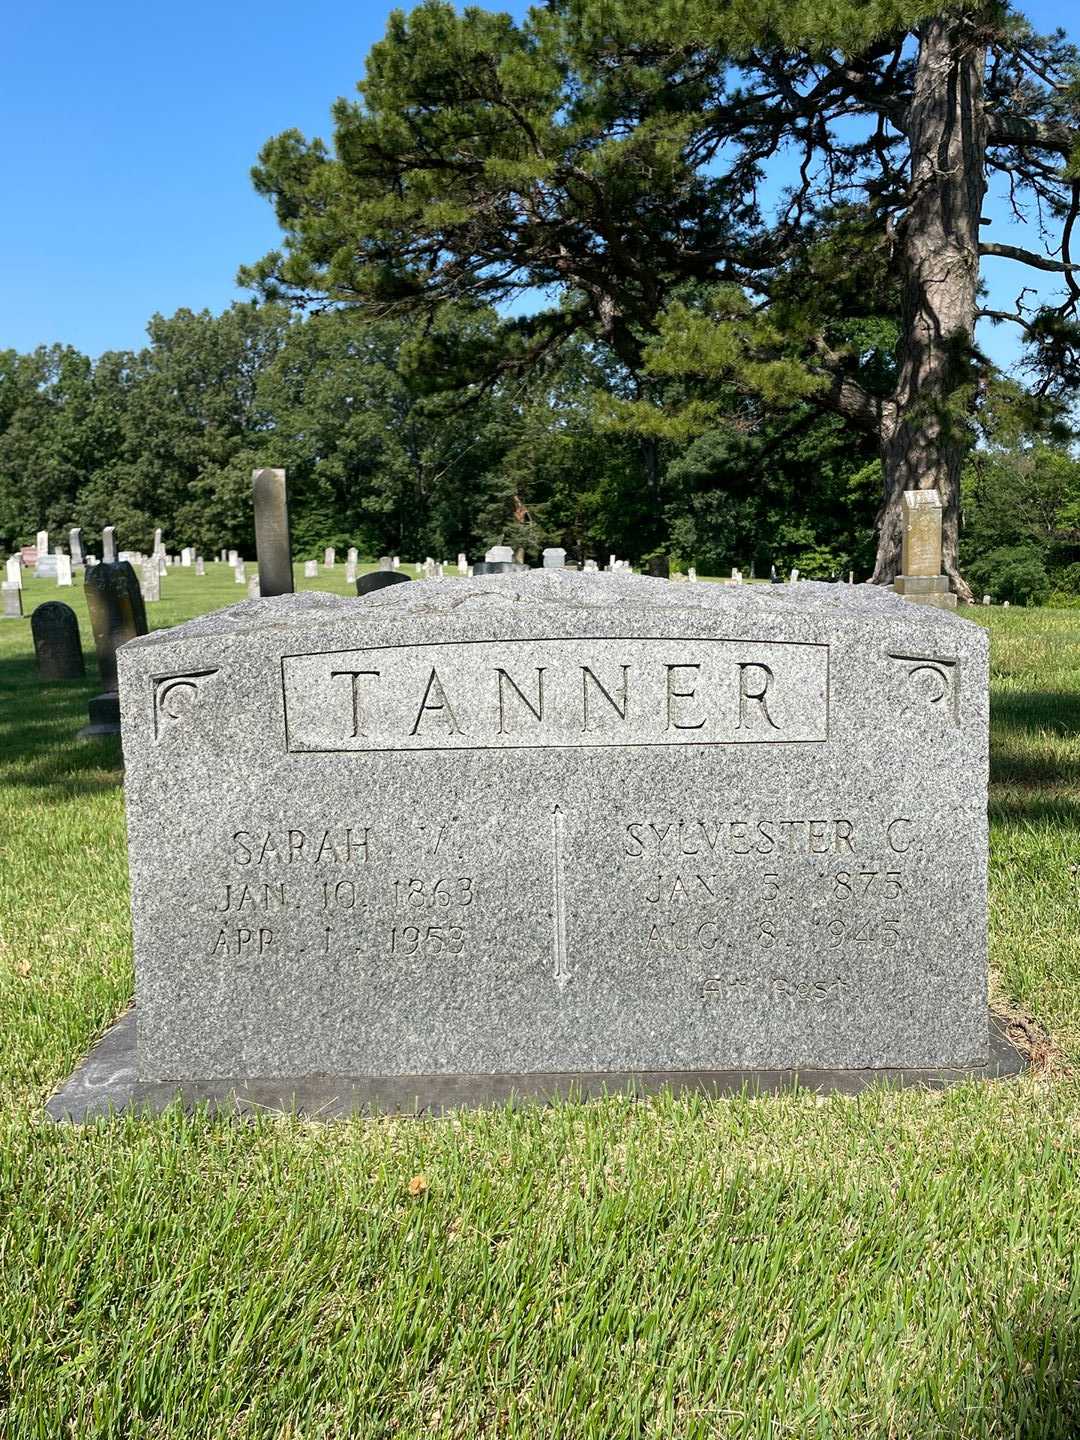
[
  {"xmin": 986, "ymin": 115, "xmax": 1080, "ymax": 157},
  {"xmin": 979, "ymin": 242, "xmax": 1080, "ymax": 273}
]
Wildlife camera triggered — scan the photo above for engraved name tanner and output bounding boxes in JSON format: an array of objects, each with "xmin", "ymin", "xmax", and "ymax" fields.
[{"xmin": 282, "ymin": 637, "xmax": 829, "ymax": 751}]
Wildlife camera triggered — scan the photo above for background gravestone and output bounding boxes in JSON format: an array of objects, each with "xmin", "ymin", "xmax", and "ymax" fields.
[
  {"xmin": 2, "ymin": 581, "xmax": 22, "ymax": 619},
  {"xmin": 356, "ymin": 570, "xmax": 411, "ymax": 597},
  {"xmin": 31, "ymin": 602, "xmax": 85, "ymax": 678},
  {"xmin": 110, "ymin": 573, "xmax": 989, "ymax": 1104},
  {"xmin": 80, "ymin": 528, "xmax": 147, "ymax": 737},
  {"xmin": 252, "ymin": 468, "xmax": 294, "ymax": 598},
  {"xmin": 69, "ymin": 528, "xmax": 84, "ymax": 568}
]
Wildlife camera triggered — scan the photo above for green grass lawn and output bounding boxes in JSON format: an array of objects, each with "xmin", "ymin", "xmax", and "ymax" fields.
[{"xmin": 1, "ymin": 570, "xmax": 1078, "ymax": 1438}]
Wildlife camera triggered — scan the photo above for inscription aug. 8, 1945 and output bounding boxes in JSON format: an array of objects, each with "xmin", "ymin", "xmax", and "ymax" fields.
[{"xmin": 281, "ymin": 636, "xmax": 829, "ymax": 751}]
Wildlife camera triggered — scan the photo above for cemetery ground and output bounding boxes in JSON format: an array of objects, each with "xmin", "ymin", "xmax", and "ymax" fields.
[{"xmin": 0, "ymin": 568, "xmax": 1078, "ymax": 1439}]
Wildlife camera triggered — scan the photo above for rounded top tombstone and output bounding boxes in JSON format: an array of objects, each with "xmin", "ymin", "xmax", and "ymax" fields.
[
  {"xmin": 31, "ymin": 602, "xmax": 85, "ymax": 680},
  {"xmin": 356, "ymin": 570, "xmax": 412, "ymax": 598}
]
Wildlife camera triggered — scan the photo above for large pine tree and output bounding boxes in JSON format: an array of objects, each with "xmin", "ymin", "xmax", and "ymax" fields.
[{"xmin": 242, "ymin": 0, "xmax": 1080, "ymax": 594}]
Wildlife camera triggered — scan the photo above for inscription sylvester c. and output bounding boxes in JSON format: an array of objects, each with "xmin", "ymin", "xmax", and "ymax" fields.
[{"xmin": 282, "ymin": 637, "xmax": 829, "ymax": 752}]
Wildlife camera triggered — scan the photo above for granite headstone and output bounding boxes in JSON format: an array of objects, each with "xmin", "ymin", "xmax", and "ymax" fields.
[
  {"xmin": 253, "ymin": 468, "xmax": 294, "ymax": 598},
  {"xmin": 2, "ymin": 581, "xmax": 22, "ymax": 619},
  {"xmin": 356, "ymin": 570, "xmax": 412, "ymax": 598},
  {"xmin": 80, "ymin": 532, "xmax": 147, "ymax": 736},
  {"xmin": 112, "ymin": 574, "xmax": 988, "ymax": 1098},
  {"xmin": 31, "ymin": 601, "xmax": 85, "ymax": 678}
]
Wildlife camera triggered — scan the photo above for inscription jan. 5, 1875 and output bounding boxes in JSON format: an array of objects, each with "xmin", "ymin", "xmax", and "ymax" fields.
[{"xmin": 281, "ymin": 637, "xmax": 829, "ymax": 752}]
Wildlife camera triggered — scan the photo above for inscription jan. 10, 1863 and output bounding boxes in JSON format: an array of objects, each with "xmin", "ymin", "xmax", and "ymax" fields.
[{"xmin": 281, "ymin": 637, "xmax": 829, "ymax": 752}]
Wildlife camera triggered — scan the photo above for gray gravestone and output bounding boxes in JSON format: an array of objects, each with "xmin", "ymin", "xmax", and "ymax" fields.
[
  {"xmin": 69, "ymin": 528, "xmax": 84, "ymax": 568},
  {"xmin": 2, "ymin": 581, "xmax": 22, "ymax": 619},
  {"xmin": 234, "ymin": 563, "xmax": 246, "ymax": 585},
  {"xmin": 356, "ymin": 570, "xmax": 412, "ymax": 598},
  {"xmin": 304, "ymin": 560, "xmax": 318, "ymax": 579},
  {"xmin": 56, "ymin": 553, "xmax": 73, "ymax": 587},
  {"xmin": 31, "ymin": 601, "xmax": 85, "ymax": 678},
  {"xmin": 253, "ymin": 468, "xmax": 294, "ymax": 598},
  {"xmin": 34, "ymin": 555, "xmax": 58, "ymax": 580},
  {"xmin": 6, "ymin": 554, "xmax": 21, "ymax": 589},
  {"xmin": 195, "ymin": 557, "xmax": 205, "ymax": 577},
  {"xmin": 543, "ymin": 547, "xmax": 567, "ymax": 570},
  {"xmin": 324, "ymin": 548, "xmax": 335, "ymax": 569},
  {"xmin": 486, "ymin": 545, "xmax": 514, "ymax": 564},
  {"xmin": 141, "ymin": 560, "xmax": 160, "ymax": 603},
  {"xmin": 80, "ymin": 535, "xmax": 147, "ymax": 736},
  {"xmin": 107, "ymin": 574, "xmax": 988, "ymax": 1103}
]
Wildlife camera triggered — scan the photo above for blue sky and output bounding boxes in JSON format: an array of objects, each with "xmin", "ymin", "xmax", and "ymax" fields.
[{"xmin": 0, "ymin": 0, "xmax": 1073, "ymax": 369}]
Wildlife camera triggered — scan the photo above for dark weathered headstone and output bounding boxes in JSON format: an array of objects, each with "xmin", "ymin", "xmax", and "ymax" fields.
[
  {"xmin": 648, "ymin": 555, "xmax": 670, "ymax": 578},
  {"xmin": 473, "ymin": 561, "xmax": 515, "ymax": 576},
  {"xmin": 31, "ymin": 602, "xmax": 85, "ymax": 678},
  {"xmin": 356, "ymin": 570, "xmax": 412, "ymax": 597},
  {"xmin": 252, "ymin": 468, "xmax": 294, "ymax": 598},
  {"xmin": 79, "ymin": 530, "xmax": 148, "ymax": 737}
]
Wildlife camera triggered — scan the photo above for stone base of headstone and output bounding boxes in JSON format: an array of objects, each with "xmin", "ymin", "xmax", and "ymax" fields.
[
  {"xmin": 893, "ymin": 574, "xmax": 957, "ymax": 609},
  {"xmin": 45, "ymin": 1008, "xmax": 1026, "ymax": 1123},
  {"xmin": 77, "ymin": 691, "xmax": 122, "ymax": 739}
]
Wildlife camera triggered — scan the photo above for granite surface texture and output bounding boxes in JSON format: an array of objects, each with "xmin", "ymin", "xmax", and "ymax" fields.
[{"xmin": 117, "ymin": 574, "xmax": 990, "ymax": 1081}]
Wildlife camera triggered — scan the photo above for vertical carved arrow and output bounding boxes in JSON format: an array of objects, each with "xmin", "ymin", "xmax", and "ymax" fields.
[{"xmin": 551, "ymin": 804, "xmax": 570, "ymax": 990}]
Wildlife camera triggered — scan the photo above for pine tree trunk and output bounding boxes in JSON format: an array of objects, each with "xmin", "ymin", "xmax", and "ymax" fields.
[{"xmin": 871, "ymin": 16, "xmax": 987, "ymax": 600}]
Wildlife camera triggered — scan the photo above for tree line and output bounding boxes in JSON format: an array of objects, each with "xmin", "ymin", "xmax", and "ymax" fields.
[
  {"xmin": 1, "ymin": 297, "xmax": 1076, "ymax": 601},
  {"xmin": 3, "ymin": 0, "xmax": 1080, "ymax": 601}
]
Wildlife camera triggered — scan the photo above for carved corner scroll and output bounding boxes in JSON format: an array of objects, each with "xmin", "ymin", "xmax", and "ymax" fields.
[
  {"xmin": 887, "ymin": 654, "xmax": 959, "ymax": 725},
  {"xmin": 153, "ymin": 669, "xmax": 220, "ymax": 739}
]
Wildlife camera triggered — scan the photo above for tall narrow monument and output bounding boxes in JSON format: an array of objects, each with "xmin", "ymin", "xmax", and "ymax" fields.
[
  {"xmin": 253, "ymin": 468, "xmax": 294, "ymax": 598},
  {"xmin": 893, "ymin": 490, "xmax": 956, "ymax": 610}
]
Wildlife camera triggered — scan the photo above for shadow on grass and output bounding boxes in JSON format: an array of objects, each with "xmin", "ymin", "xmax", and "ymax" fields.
[
  {"xmin": 0, "ymin": 651, "xmax": 122, "ymax": 800},
  {"xmin": 894, "ymin": 1310, "xmax": 1080, "ymax": 1440},
  {"xmin": 992, "ymin": 690, "xmax": 1080, "ymax": 737}
]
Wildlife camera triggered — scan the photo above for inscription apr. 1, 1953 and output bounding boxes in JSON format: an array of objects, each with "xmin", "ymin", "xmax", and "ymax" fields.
[{"xmin": 281, "ymin": 636, "xmax": 829, "ymax": 752}]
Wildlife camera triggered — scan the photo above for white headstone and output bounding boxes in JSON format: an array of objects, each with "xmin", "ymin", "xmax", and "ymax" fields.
[
  {"xmin": 2, "ymin": 581, "xmax": 22, "ymax": 618},
  {"xmin": 195, "ymin": 558, "xmax": 205, "ymax": 577},
  {"xmin": 324, "ymin": 548, "xmax": 335, "ymax": 568},
  {"xmin": 36, "ymin": 529, "xmax": 48, "ymax": 557},
  {"xmin": 5, "ymin": 555, "xmax": 21, "ymax": 589},
  {"xmin": 235, "ymin": 562, "xmax": 246, "ymax": 584},
  {"xmin": 458, "ymin": 553, "xmax": 468, "ymax": 575},
  {"xmin": 153, "ymin": 528, "xmax": 164, "ymax": 556},
  {"xmin": 345, "ymin": 562, "xmax": 357, "ymax": 584},
  {"xmin": 347, "ymin": 548, "xmax": 358, "ymax": 565},
  {"xmin": 140, "ymin": 560, "xmax": 160, "ymax": 603},
  {"xmin": 486, "ymin": 545, "xmax": 514, "ymax": 564},
  {"xmin": 304, "ymin": 560, "xmax": 318, "ymax": 579},
  {"xmin": 56, "ymin": 554, "xmax": 73, "ymax": 587},
  {"xmin": 543, "ymin": 547, "xmax": 567, "ymax": 570},
  {"xmin": 688, "ymin": 567, "xmax": 697, "ymax": 583},
  {"xmin": 247, "ymin": 574, "xmax": 260, "ymax": 599},
  {"xmin": 982, "ymin": 595, "xmax": 990, "ymax": 606},
  {"xmin": 181, "ymin": 548, "xmax": 193, "ymax": 567},
  {"xmin": 789, "ymin": 568, "xmax": 799, "ymax": 584}
]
